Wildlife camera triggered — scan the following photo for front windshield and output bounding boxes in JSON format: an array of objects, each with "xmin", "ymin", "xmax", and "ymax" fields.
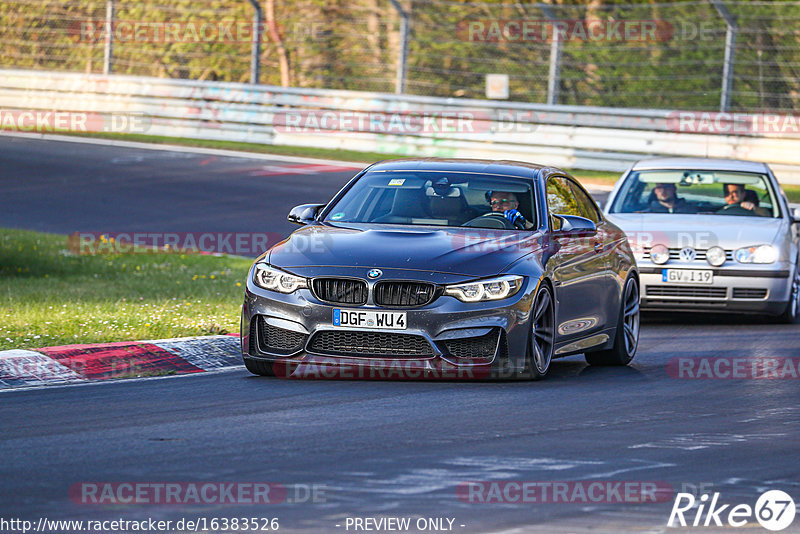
[
  {"xmin": 610, "ymin": 169, "xmax": 779, "ymax": 218},
  {"xmin": 323, "ymin": 170, "xmax": 536, "ymax": 229}
]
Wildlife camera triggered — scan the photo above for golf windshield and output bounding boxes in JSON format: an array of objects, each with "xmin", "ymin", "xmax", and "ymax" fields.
[
  {"xmin": 609, "ymin": 170, "xmax": 780, "ymax": 217},
  {"xmin": 323, "ymin": 171, "xmax": 536, "ymax": 229}
]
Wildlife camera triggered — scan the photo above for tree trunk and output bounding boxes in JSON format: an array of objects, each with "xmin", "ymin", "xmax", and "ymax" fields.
[{"xmin": 265, "ymin": 0, "xmax": 292, "ymax": 86}]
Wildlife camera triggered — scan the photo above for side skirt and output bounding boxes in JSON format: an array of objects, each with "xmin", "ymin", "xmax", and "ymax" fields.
[{"xmin": 553, "ymin": 328, "xmax": 616, "ymax": 358}]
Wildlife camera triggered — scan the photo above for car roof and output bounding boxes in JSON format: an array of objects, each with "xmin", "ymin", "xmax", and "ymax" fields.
[
  {"xmin": 631, "ymin": 157, "xmax": 770, "ymax": 173},
  {"xmin": 367, "ymin": 158, "xmax": 549, "ymax": 179}
]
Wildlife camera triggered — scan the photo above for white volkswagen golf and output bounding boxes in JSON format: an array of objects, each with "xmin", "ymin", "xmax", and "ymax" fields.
[{"xmin": 604, "ymin": 157, "xmax": 800, "ymax": 322}]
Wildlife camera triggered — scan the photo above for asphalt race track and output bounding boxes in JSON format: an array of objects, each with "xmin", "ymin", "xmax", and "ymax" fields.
[
  {"xmin": 0, "ymin": 135, "xmax": 359, "ymax": 242},
  {"xmin": 1, "ymin": 136, "xmax": 799, "ymax": 533}
]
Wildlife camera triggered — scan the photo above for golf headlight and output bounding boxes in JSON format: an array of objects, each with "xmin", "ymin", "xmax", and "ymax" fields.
[
  {"xmin": 735, "ymin": 245, "xmax": 779, "ymax": 264},
  {"xmin": 253, "ymin": 263, "xmax": 308, "ymax": 293},
  {"xmin": 444, "ymin": 275, "xmax": 523, "ymax": 303},
  {"xmin": 706, "ymin": 246, "xmax": 726, "ymax": 267},
  {"xmin": 650, "ymin": 244, "xmax": 669, "ymax": 265}
]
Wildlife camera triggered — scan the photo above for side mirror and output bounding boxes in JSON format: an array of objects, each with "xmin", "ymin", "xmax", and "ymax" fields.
[
  {"xmin": 552, "ymin": 214, "xmax": 597, "ymax": 235},
  {"xmin": 287, "ymin": 204, "xmax": 325, "ymax": 225},
  {"xmin": 792, "ymin": 207, "xmax": 800, "ymax": 224}
]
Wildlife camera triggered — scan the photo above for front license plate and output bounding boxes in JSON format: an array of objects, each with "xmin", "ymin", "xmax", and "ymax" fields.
[
  {"xmin": 662, "ymin": 269, "xmax": 714, "ymax": 285},
  {"xmin": 332, "ymin": 309, "xmax": 407, "ymax": 330}
]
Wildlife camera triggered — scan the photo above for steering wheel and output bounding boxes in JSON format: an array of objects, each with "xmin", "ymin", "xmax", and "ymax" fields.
[
  {"xmin": 462, "ymin": 212, "xmax": 516, "ymax": 229},
  {"xmin": 718, "ymin": 204, "xmax": 752, "ymax": 216}
]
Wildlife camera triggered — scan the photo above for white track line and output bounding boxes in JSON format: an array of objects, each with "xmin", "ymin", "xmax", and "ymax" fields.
[{"xmin": 0, "ymin": 364, "xmax": 246, "ymax": 394}]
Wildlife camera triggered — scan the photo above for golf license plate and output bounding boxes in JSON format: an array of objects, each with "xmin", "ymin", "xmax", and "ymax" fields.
[
  {"xmin": 333, "ymin": 309, "xmax": 407, "ymax": 330},
  {"xmin": 662, "ymin": 269, "xmax": 714, "ymax": 285}
]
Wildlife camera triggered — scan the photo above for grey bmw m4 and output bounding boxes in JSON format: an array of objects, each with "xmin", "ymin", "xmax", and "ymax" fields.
[{"xmin": 241, "ymin": 159, "xmax": 640, "ymax": 380}]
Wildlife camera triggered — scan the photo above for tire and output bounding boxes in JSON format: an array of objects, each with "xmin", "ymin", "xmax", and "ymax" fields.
[
  {"xmin": 243, "ymin": 357, "xmax": 275, "ymax": 377},
  {"xmin": 776, "ymin": 260, "xmax": 800, "ymax": 324},
  {"xmin": 521, "ymin": 283, "xmax": 556, "ymax": 380},
  {"xmin": 585, "ymin": 275, "xmax": 640, "ymax": 366}
]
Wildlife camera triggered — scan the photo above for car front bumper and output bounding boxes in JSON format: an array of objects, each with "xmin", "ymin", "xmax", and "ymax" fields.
[
  {"xmin": 240, "ymin": 276, "xmax": 536, "ymax": 379},
  {"xmin": 637, "ymin": 263, "xmax": 793, "ymax": 314}
]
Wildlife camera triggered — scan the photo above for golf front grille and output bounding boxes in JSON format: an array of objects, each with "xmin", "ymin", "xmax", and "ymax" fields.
[
  {"xmin": 443, "ymin": 329, "xmax": 501, "ymax": 359},
  {"xmin": 308, "ymin": 331, "xmax": 434, "ymax": 357},
  {"xmin": 732, "ymin": 288, "xmax": 768, "ymax": 299},
  {"xmin": 644, "ymin": 248, "xmax": 734, "ymax": 262},
  {"xmin": 312, "ymin": 278, "xmax": 368, "ymax": 305},
  {"xmin": 255, "ymin": 316, "xmax": 308, "ymax": 355},
  {"xmin": 374, "ymin": 281, "xmax": 437, "ymax": 307},
  {"xmin": 646, "ymin": 286, "xmax": 727, "ymax": 299}
]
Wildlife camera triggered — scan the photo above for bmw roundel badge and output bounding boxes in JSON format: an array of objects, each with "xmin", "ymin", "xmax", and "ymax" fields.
[{"xmin": 368, "ymin": 269, "xmax": 382, "ymax": 279}]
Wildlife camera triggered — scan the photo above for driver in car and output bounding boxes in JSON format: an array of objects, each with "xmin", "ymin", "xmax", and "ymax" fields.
[
  {"xmin": 720, "ymin": 183, "xmax": 770, "ymax": 216},
  {"xmin": 489, "ymin": 191, "xmax": 534, "ymax": 229}
]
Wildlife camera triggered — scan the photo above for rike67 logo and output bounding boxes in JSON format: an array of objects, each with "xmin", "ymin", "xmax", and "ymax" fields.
[{"xmin": 668, "ymin": 490, "xmax": 796, "ymax": 531}]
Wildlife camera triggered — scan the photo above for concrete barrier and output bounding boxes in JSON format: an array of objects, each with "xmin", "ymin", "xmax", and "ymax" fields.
[{"xmin": 2, "ymin": 69, "xmax": 799, "ymax": 183}]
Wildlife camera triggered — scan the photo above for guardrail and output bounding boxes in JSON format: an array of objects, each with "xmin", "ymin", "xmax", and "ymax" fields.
[{"xmin": 2, "ymin": 69, "xmax": 800, "ymax": 184}]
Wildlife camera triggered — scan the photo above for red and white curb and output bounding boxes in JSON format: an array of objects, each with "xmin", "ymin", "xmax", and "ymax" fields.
[{"xmin": 0, "ymin": 335, "xmax": 242, "ymax": 390}]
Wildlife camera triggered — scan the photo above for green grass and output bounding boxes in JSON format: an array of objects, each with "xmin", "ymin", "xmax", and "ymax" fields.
[
  {"xmin": 569, "ymin": 170, "xmax": 619, "ymax": 186},
  {"xmin": 0, "ymin": 229, "xmax": 252, "ymax": 351},
  {"xmin": 783, "ymin": 185, "xmax": 800, "ymax": 204}
]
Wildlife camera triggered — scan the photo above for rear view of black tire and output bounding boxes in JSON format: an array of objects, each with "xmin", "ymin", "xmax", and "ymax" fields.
[
  {"xmin": 586, "ymin": 275, "xmax": 640, "ymax": 366},
  {"xmin": 243, "ymin": 357, "xmax": 275, "ymax": 377}
]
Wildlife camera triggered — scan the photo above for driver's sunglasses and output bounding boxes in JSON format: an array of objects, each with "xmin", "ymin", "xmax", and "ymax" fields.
[
  {"xmin": 725, "ymin": 189, "xmax": 743, "ymax": 197},
  {"xmin": 490, "ymin": 199, "xmax": 516, "ymax": 206}
]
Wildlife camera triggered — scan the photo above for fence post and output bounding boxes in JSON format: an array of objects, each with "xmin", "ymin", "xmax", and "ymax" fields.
[
  {"xmin": 539, "ymin": 4, "xmax": 561, "ymax": 106},
  {"xmin": 103, "ymin": 0, "xmax": 114, "ymax": 75},
  {"xmin": 246, "ymin": 0, "xmax": 263, "ymax": 84},
  {"xmin": 389, "ymin": 0, "xmax": 410, "ymax": 94},
  {"xmin": 711, "ymin": 0, "xmax": 737, "ymax": 112}
]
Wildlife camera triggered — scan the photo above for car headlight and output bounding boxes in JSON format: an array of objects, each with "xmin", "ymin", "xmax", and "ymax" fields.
[
  {"xmin": 253, "ymin": 263, "xmax": 308, "ymax": 293},
  {"xmin": 735, "ymin": 245, "xmax": 779, "ymax": 264},
  {"xmin": 444, "ymin": 275, "xmax": 523, "ymax": 303},
  {"xmin": 706, "ymin": 246, "xmax": 726, "ymax": 267},
  {"xmin": 650, "ymin": 244, "xmax": 669, "ymax": 265}
]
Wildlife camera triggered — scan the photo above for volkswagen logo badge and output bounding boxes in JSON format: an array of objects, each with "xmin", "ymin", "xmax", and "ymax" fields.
[
  {"xmin": 679, "ymin": 247, "xmax": 696, "ymax": 262},
  {"xmin": 367, "ymin": 269, "xmax": 382, "ymax": 279}
]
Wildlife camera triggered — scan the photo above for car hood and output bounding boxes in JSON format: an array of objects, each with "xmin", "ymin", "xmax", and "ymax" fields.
[
  {"xmin": 606, "ymin": 213, "xmax": 786, "ymax": 249},
  {"xmin": 267, "ymin": 223, "xmax": 542, "ymax": 277}
]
